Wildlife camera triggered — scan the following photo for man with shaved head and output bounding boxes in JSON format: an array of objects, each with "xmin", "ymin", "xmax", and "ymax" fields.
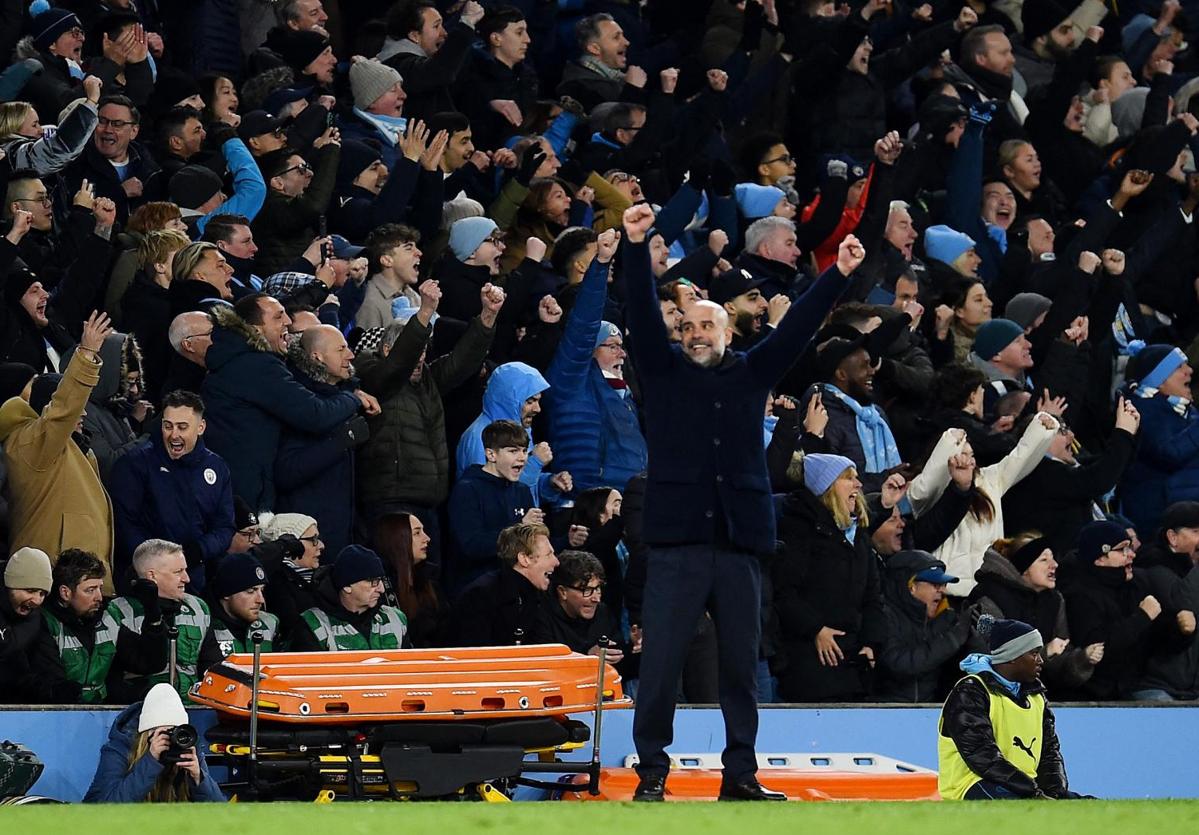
[
  {"xmin": 275, "ymin": 321, "xmax": 372, "ymax": 555},
  {"xmin": 620, "ymin": 203, "xmax": 864, "ymax": 802}
]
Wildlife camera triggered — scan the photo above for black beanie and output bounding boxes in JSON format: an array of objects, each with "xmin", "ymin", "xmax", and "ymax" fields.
[
  {"xmin": 271, "ymin": 29, "xmax": 330, "ymax": 74},
  {"xmin": 29, "ymin": 373, "xmax": 62, "ymax": 415},
  {"xmin": 169, "ymin": 165, "xmax": 224, "ymax": 210},
  {"xmin": 233, "ymin": 496, "xmax": 258, "ymax": 531},
  {"xmin": 0, "ymin": 363, "xmax": 37, "ymax": 403},
  {"xmin": 212, "ymin": 552, "xmax": 268, "ymax": 598},
  {"xmin": 332, "ymin": 545, "xmax": 385, "ymax": 588},
  {"xmin": 1022, "ymin": 0, "xmax": 1070, "ymax": 44},
  {"xmin": 3, "ymin": 268, "xmax": 40, "ymax": 307},
  {"xmin": 1007, "ymin": 536, "xmax": 1051, "ymax": 575},
  {"xmin": 336, "ymin": 139, "xmax": 383, "ymax": 192}
]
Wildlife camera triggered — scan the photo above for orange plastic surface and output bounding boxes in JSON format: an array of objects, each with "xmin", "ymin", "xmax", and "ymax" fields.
[
  {"xmin": 190, "ymin": 644, "xmax": 630, "ymax": 723},
  {"xmin": 558, "ymin": 767, "xmax": 940, "ymax": 802}
]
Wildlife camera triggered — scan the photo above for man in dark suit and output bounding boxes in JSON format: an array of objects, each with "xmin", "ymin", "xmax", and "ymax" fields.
[{"xmin": 620, "ymin": 203, "xmax": 861, "ymax": 801}]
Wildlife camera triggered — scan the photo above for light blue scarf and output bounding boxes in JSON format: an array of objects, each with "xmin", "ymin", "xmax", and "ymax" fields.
[
  {"xmin": 762, "ymin": 413, "xmax": 779, "ymax": 448},
  {"xmin": 960, "ymin": 653, "xmax": 1021, "ymax": 699},
  {"xmin": 352, "ymin": 107, "xmax": 406, "ymax": 146},
  {"xmin": 822, "ymin": 384, "xmax": 901, "ymax": 473},
  {"xmin": 1134, "ymin": 385, "xmax": 1193, "ymax": 418}
]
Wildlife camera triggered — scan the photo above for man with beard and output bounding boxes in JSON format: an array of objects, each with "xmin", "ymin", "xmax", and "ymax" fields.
[
  {"xmin": 292, "ymin": 545, "xmax": 408, "ymax": 651},
  {"xmin": 621, "ymin": 202, "xmax": 860, "ymax": 802},
  {"xmin": 1015, "ymin": 1, "xmax": 1077, "ymax": 95},
  {"xmin": 31, "ymin": 549, "xmax": 167, "ymax": 703},
  {"xmin": 199, "ymin": 552, "xmax": 280, "ymax": 667},
  {"xmin": 109, "ymin": 390, "xmax": 234, "ymax": 592},
  {"xmin": 0, "ymin": 313, "xmax": 117, "ymax": 592},
  {"xmin": 944, "ymin": 25, "xmax": 1026, "ymax": 146},
  {"xmin": 709, "ymin": 268, "xmax": 792, "ymax": 351},
  {"xmin": 274, "ymin": 325, "xmax": 370, "ymax": 558},
  {"xmin": 801, "ymin": 332, "xmax": 900, "ymax": 494},
  {"xmin": 0, "ymin": 547, "xmax": 53, "ymax": 702}
]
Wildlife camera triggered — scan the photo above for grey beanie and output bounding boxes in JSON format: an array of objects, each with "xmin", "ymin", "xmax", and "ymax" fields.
[
  {"xmin": 1004, "ymin": 293, "xmax": 1053, "ymax": 331},
  {"xmin": 350, "ymin": 59, "xmax": 403, "ymax": 110}
]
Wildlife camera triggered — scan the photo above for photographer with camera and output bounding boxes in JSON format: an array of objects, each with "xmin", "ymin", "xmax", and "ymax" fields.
[{"xmin": 84, "ymin": 682, "xmax": 225, "ymax": 803}]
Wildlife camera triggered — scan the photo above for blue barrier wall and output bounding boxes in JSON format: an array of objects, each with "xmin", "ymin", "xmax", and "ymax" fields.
[{"xmin": 2, "ymin": 705, "xmax": 1196, "ymax": 801}]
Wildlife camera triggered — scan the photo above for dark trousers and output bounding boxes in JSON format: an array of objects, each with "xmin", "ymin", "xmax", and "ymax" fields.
[
  {"xmin": 964, "ymin": 780, "xmax": 1022, "ymax": 800},
  {"xmin": 633, "ymin": 544, "xmax": 761, "ymax": 781}
]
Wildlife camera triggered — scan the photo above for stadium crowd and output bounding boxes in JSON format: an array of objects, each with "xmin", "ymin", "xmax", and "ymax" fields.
[{"xmin": 0, "ymin": 0, "xmax": 1198, "ymax": 710}]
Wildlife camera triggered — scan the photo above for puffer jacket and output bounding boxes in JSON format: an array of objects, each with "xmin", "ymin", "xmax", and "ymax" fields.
[
  {"xmin": 201, "ymin": 305, "xmax": 360, "ymax": 512},
  {"xmin": 0, "ymin": 99, "xmax": 96, "ymax": 177},
  {"xmin": 356, "ymin": 314, "xmax": 494, "ymax": 510},
  {"xmin": 798, "ymin": 384, "xmax": 896, "ymax": 494},
  {"xmin": 250, "ymin": 142, "xmax": 339, "ymax": 276},
  {"xmin": 456, "ymin": 361, "xmax": 557, "ymax": 504},
  {"xmin": 968, "ymin": 549, "xmax": 1093, "ymax": 693},
  {"xmin": 83, "ymin": 701, "xmax": 225, "ymax": 802},
  {"xmin": 908, "ymin": 419, "xmax": 1057, "ymax": 596},
  {"xmin": 877, "ymin": 550, "xmax": 971, "ymax": 703},
  {"xmin": 63, "ymin": 332, "xmax": 146, "ymax": 481},
  {"xmin": 1119, "ymin": 389, "xmax": 1199, "ymax": 538},
  {"xmin": 544, "ymin": 257, "xmax": 647, "ymax": 493}
]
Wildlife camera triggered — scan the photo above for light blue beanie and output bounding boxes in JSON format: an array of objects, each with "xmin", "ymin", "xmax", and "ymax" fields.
[
  {"xmin": 734, "ymin": 183, "xmax": 787, "ymax": 219},
  {"xmin": 923, "ymin": 225, "xmax": 975, "ymax": 266},
  {"xmin": 802, "ymin": 453, "xmax": 856, "ymax": 497},
  {"xmin": 449, "ymin": 216, "xmax": 498, "ymax": 262},
  {"xmin": 594, "ymin": 321, "xmax": 621, "ymax": 349}
]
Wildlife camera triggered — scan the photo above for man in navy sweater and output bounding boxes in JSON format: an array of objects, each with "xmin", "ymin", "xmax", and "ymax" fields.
[{"xmin": 621, "ymin": 203, "xmax": 861, "ymax": 802}]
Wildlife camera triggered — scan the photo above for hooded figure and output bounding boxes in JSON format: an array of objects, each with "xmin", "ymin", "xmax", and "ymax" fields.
[
  {"xmin": 62, "ymin": 332, "xmax": 148, "ymax": 480},
  {"xmin": 455, "ymin": 362, "xmax": 560, "ymax": 505}
]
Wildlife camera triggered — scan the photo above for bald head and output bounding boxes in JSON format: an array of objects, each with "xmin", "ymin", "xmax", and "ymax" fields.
[
  {"xmin": 304, "ymin": 324, "xmax": 354, "ymax": 381},
  {"xmin": 680, "ymin": 300, "xmax": 732, "ymax": 368},
  {"xmin": 168, "ymin": 311, "xmax": 214, "ymax": 366}
]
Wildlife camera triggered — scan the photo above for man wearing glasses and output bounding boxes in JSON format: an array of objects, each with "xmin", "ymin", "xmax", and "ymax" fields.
[
  {"xmin": 292, "ymin": 545, "xmax": 408, "ymax": 651},
  {"xmin": 534, "ymin": 550, "xmax": 632, "ymax": 667},
  {"xmin": 67, "ymin": 95, "xmax": 162, "ymax": 225}
]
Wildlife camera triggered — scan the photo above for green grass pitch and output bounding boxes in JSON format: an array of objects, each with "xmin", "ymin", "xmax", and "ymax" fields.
[{"xmin": 8, "ymin": 800, "xmax": 1199, "ymax": 834}]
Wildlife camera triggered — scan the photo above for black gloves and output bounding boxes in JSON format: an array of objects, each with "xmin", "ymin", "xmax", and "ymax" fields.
[
  {"xmin": 515, "ymin": 147, "xmax": 547, "ymax": 187},
  {"xmin": 687, "ymin": 157, "xmax": 713, "ymax": 193},
  {"xmin": 274, "ymin": 534, "xmax": 306, "ymax": 562},
  {"xmin": 181, "ymin": 539, "xmax": 204, "ymax": 568},
  {"xmin": 130, "ymin": 577, "xmax": 161, "ymax": 622},
  {"xmin": 340, "ymin": 414, "xmax": 371, "ymax": 451},
  {"xmin": 710, "ymin": 159, "xmax": 737, "ymax": 198},
  {"xmin": 556, "ymin": 157, "xmax": 588, "ymax": 188}
]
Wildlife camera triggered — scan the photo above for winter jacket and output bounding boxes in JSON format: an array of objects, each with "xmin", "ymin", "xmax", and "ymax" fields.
[
  {"xmin": 938, "ymin": 671, "xmax": 1067, "ymax": 798},
  {"xmin": 0, "ymin": 588, "xmax": 41, "ymax": 702},
  {"xmin": 380, "ymin": 20, "xmax": 475, "ymax": 124},
  {"xmin": 0, "ymin": 350, "xmax": 115, "ymax": 593},
  {"xmin": 798, "ymin": 384, "xmax": 897, "ymax": 494},
  {"xmin": 555, "ymin": 60, "xmax": 642, "ymax": 113},
  {"xmin": 456, "ymin": 362, "xmax": 558, "ymax": 503},
  {"xmin": 969, "ymin": 550, "xmax": 1093, "ymax": 694},
  {"xmin": 1136, "ymin": 555, "xmax": 1199, "ymax": 699},
  {"xmin": 623, "ymin": 240, "xmax": 847, "ymax": 555},
  {"xmin": 289, "ymin": 569, "xmax": 409, "ymax": 652},
  {"xmin": 876, "ymin": 550, "xmax": 971, "ymax": 703},
  {"xmin": 1003, "ymin": 428, "xmax": 1136, "ymax": 556},
  {"xmin": 20, "ymin": 49, "xmax": 85, "ymax": 124},
  {"xmin": 274, "ymin": 345, "xmax": 361, "ymax": 558},
  {"xmin": 545, "ymin": 258, "xmax": 647, "ymax": 494},
  {"xmin": 434, "ymin": 253, "xmax": 497, "ymax": 323},
  {"xmin": 108, "ymin": 433, "xmax": 234, "ymax": 590},
  {"xmin": 446, "ymin": 464, "xmax": 536, "ymax": 594},
  {"xmin": 356, "ymin": 314, "xmax": 494, "ymax": 510},
  {"xmin": 1120, "ymin": 390, "xmax": 1199, "ymax": 538},
  {"xmin": 251, "ymin": 142, "xmax": 339, "ymax": 276},
  {"xmin": 121, "ymin": 273, "xmax": 173, "ymax": 398},
  {"xmin": 64, "ymin": 140, "xmax": 162, "ymax": 228},
  {"xmin": 62, "ymin": 333, "xmax": 146, "ymax": 481},
  {"xmin": 1, "ymin": 99, "xmax": 96, "ymax": 177},
  {"xmin": 773, "ymin": 487, "xmax": 887, "ymax": 702},
  {"xmin": 258, "ymin": 543, "xmax": 320, "ymax": 645},
  {"xmin": 458, "ymin": 47, "xmax": 541, "ymax": 152},
  {"xmin": 201, "ymin": 305, "xmax": 360, "ymax": 512},
  {"xmin": 451, "ymin": 567, "xmax": 549, "ymax": 647},
  {"xmin": 83, "ymin": 701, "xmax": 225, "ymax": 803},
  {"xmin": 908, "ymin": 419, "xmax": 1057, "ymax": 596}
]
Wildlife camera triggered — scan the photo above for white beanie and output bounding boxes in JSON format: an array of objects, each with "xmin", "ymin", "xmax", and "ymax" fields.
[
  {"xmin": 138, "ymin": 683, "xmax": 189, "ymax": 732},
  {"xmin": 4, "ymin": 547, "xmax": 52, "ymax": 592},
  {"xmin": 260, "ymin": 512, "xmax": 317, "ymax": 542}
]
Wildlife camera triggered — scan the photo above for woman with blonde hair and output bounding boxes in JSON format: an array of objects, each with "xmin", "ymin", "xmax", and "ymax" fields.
[
  {"xmin": 773, "ymin": 453, "xmax": 887, "ymax": 702},
  {"xmin": 0, "ymin": 82, "xmax": 98, "ymax": 177},
  {"xmin": 84, "ymin": 683, "xmax": 224, "ymax": 802}
]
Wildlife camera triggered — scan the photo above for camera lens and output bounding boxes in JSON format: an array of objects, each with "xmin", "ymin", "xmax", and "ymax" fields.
[{"xmin": 169, "ymin": 724, "xmax": 197, "ymax": 750}]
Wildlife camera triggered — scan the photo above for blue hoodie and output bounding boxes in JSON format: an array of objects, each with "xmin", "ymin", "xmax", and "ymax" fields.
[
  {"xmin": 455, "ymin": 362, "xmax": 559, "ymax": 505},
  {"xmin": 83, "ymin": 702, "xmax": 225, "ymax": 803}
]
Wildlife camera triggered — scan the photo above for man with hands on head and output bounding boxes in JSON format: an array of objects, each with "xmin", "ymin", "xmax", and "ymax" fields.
[{"xmin": 620, "ymin": 200, "xmax": 860, "ymax": 803}]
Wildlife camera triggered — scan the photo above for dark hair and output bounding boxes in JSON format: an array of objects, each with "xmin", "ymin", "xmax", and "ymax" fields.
[
  {"xmin": 482, "ymin": 419, "xmax": 529, "ymax": 451},
  {"xmin": 526, "ymin": 176, "xmax": 570, "ymax": 220},
  {"xmin": 53, "ymin": 549, "xmax": 106, "ymax": 592},
  {"xmin": 1091, "ymin": 54, "xmax": 1127, "ymax": 88},
  {"xmin": 427, "ymin": 111, "xmax": 471, "ymax": 138},
  {"xmin": 365, "ymin": 223, "xmax": 421, "ymax": 273},
  {"xmin": 235, "ymin": 292, "xmax": 271, "ymax": 324},
  {"xmin": 259, "ymin": 147, "xmax": 301, "ymax": 181},
  {"xmin": 571, "ymin": 487, "xmax": 614, "ymax": 528},
  {"xmin": 97, "ymin": 94, "xmax": 140, "ymax": 124},
  {"xmin": 158, "ymin": 105, "xmax": 203, "ymax": 145},
  {"xmin": 197, "ymin": 73, "xmax": 236, "ymax": 122},
  {"xmin": 550, "ymin": 550, "xmax": 605, "ymax": 590},
  {"xmin": 601, "ymin": 103, "xmax": 644, "ymax": 134},
  {"xmin": 97, "ymin": 12, "xmax": 139, "ymax": 43},
  {"xmin": 934, "ymin": 364, "xmax": 987, "ymax": 410},
  {"xmin": 386, "ymin": 0, "xmax": 436, "ymax": 39},
  {"xmin": 738, "ymin": 132, "xmax": 785, "ymax": 181},
  {"xmin": 161, "ymin": 389, "xmax": 206, "ymax": 416},
  {"xmin": 828, "ymin": 302, "xmax": 880, "ymax": 329},
  {"xmin": 575, "ymin": 12, "xmax": 616, "ymax": 50},
  {"xmin": 942, "ymin": 275, "xmax": 984, "ymax": 310},
  {"xmin": 200, "ymin": 214, "xmax": 252, "ymax": 245},
  {"xmin": 550, "ymin": 227, "xmax": 598, "ymax": 275},
  {"xmin": 479, "ymin": 4, "xmax": 525, "ymax": 44},
  {"xmin": 374, "ymin": 512, "xmax": 440, "ymax": 622}
]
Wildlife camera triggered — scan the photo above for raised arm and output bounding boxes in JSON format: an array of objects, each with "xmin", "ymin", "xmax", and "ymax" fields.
[{"xmin": 621, "ymin": 205, "xmax": 674, "ymax": 377}]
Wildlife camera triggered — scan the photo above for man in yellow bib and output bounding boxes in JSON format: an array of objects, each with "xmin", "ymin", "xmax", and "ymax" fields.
[{"xmin": 938, "ymin": 616, "xmax": 1080, "ymax": 800}]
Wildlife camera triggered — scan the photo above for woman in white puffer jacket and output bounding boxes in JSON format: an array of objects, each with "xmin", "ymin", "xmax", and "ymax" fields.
[{"xmin": 907, "ymin": 413, "xmax": 1059, "ymax": 597}]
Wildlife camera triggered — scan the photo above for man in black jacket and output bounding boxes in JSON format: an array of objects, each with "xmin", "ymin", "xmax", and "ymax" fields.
[
  {"xmin": 622, "ymin": 203, "xmax": 858, "ymax": 802},
  {"xmin": 533, "ymin": 549, "xmax": 626, "ymax": 662},
  {"xmin": 379, "ymin": 0, "xmax": 484, "ymax": 124},
  {"xmin": 451, "ymin": 522, "xmax": 557, "ymax": 647},
  {"xmin": 64, "ymin": 96, "xmax": 161, "ymax": 226},
  {"xmin": 0, "ymin": 547, "xmax": 52, "ymax": 702}
]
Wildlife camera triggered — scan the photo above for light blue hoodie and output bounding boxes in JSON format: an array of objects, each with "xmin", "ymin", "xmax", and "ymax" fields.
[{"xmin": 455, "ymin": 362, "xmax": 560, "ymax": 505}]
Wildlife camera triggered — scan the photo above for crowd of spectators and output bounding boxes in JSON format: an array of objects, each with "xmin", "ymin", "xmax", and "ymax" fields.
[{"xmin": 2, "ymin": 0, "xmax": 1199, "ymax": 708}]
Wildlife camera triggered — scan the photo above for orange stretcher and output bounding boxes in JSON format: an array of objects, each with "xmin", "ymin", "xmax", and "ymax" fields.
[{"xmin": 191, "ymin": 645, "xmax": 629, "ymax": 722}]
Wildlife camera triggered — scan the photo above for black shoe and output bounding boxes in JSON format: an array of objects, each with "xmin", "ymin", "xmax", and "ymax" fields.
[
  {"xmin": 718, "ymin": 778, "xmax": 787, "ymax": 801},
  {"xmin": 633, "ymin": 775, "xmax": 666, "ymax": 802}
]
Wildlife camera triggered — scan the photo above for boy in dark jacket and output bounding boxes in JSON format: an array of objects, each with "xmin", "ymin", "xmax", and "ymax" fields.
[{"xmin": 447, "ymin": 419, "xmax": 539, "ymax": 595}]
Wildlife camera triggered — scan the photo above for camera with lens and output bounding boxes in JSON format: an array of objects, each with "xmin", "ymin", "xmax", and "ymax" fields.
[{"xmin": 159, "ymin": 724, "xmax": 197, "ymax": 765}]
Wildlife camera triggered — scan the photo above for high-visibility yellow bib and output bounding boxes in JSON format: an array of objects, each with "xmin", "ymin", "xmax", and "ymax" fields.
[{"xmin": 937, "ymin": 674, "xmax": 1045, "ymax": 800}]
